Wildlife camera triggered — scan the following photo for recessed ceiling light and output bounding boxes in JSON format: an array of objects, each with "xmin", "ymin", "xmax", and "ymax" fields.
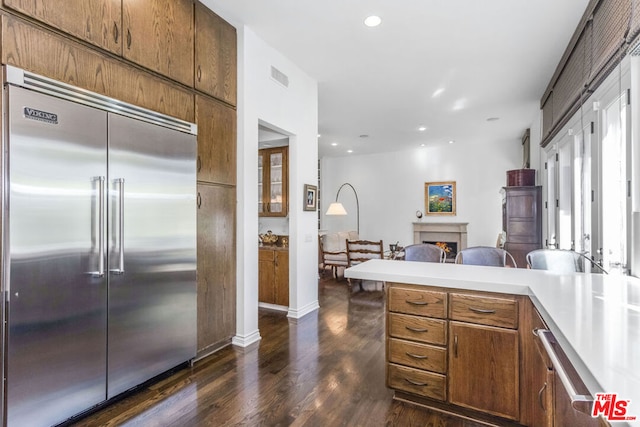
[
  {"xmin": 364, "ymin": 15, "xmax": 382, "ymax": 27},
  {"xmin": 347, "ymin": 149, "xmax": 354, "ymax": 153},
  {"xmin": 432, "ymin": 88, "xmax": 445, "ymax": 98},
  {"xmin": 420, "ymin": 144, "xmax": 425, "ymax": 147},
  {"xmin": 331, "ymin": 142, "xmax": 338, "ymax": 146},
  {"xmin": 359, "ymin": 134, "xmax": 369, "ymax": 138},
  {"xmin": 448, "ymin": 140, "xmax": 455, "ymax": 144},
  {"xmin": 418, "ymin": 126, "xmax": 427, "ymax": 132},
  {"xmin": 486, "ymin": 117, "xmax": 500, "ymax": 122}
]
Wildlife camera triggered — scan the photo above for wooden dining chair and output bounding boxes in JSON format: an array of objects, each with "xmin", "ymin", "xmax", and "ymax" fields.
[{"xmin": 346, "ymin": 239, "xmax": 384, "ymax": 290}]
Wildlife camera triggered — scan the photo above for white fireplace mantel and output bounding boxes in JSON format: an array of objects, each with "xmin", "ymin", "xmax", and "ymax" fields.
[{"xmin": 412, "ymin": 222, "xmax": 468, "ymax": 250}]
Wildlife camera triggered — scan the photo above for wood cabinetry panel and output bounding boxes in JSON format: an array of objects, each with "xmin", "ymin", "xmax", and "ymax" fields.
[
  {"xmin": 274, "ymin": 251, "xmax": 289, "ymax": 307},
  {"xmin": 3, "ymin": 0, "xmax": 122, "ymax": 54},
  {"xmin": 1, "ymin": 14, "xmax": 195, "ymax": 122},
  {"xmin": 520, "ymin": 298, "xmax": 553, "ymax": 427},
  {"xmin": 259, "ymin": 248, "xmax": 289, "ymax": 306},
  {"xmin": 449, "ymin": 321, "xmax": 519, "ymax": 420},
  {"xmin": 259, "ymin": 147, "xmax": 288, "ymax": 217},
  {"xmin": 389, "ymin": 338, "xmax": 446, "ymax": 374},
  {"xmin": 388, "ymin": 363, "xmax": 446, "ymax": 401},
  {"xmin": 388, "ymin": 313, "xmax": 447, "ymax": 345},
  {"xmin": 122, "ymin": 0, "xmax": 193, "ymax": 86},
  {"xmin": 196, "ymin": 95, "xmax": 236, "ymax": 185},
  {"xmin": 259, "ymin": 254, "xmax": 275, "ymax": 304},
  {"xmin": 197, "ymin": 183, "xmax": 236, "ymax": 354},
  {"xmin": 388, "ymin": 287, "xmax": 447, "ymax": 318},
  {"xmin": 449, "ymin": 293, "xmax": 518, "ymax": 329},
  {"xmin": 502, "ymin": 186, "xmax": 542, "ymax": 268},
  {"xmin": 195, "ymin": 2, "xmax": 237, "ymax": 105}
]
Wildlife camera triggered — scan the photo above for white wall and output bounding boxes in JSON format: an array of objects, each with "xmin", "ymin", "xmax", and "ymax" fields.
[
  {"xmin": 230, "ymin": 26, "xmax": 318, "ymax": 346},
  {"xmin": 321, "ymin": 139, "xmax": 521, "ymax": 249}
]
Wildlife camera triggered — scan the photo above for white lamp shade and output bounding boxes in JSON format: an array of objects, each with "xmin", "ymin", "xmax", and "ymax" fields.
[{"xmin": 325, "ymin": 202, "xmax": 348, "ymax": 215}]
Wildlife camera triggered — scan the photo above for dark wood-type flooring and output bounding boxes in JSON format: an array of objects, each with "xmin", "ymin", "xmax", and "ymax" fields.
[{"xmin": 71, "ymin": 277, "xmax": 489, "ymax": 427}]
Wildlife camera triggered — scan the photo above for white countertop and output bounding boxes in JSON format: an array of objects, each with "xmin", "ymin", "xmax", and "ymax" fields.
[{"xmin": 345, "ymin": 259, "xmax": 640, "ymax": 424}]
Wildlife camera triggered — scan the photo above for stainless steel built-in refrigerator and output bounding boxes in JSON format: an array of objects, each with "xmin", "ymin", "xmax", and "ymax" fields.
[{"xmin": 1, "ymin": 66, "xmax": 197, "ymax": 426}]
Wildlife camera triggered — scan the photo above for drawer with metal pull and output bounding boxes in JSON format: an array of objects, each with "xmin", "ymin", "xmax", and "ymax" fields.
[
  {"xmin": 388, "ymin": 313, "xmax": 447, "ymax": 345},
  {"xmin": 449, "ymin": 293, "xmax": 518, "ymax": 329},
  {"xmin": 389, "ymin": 338, "xmax": 446, "ymax": 373},
  {"xmin": 388, "ymin": 286, "xmax": 447, "ymax": 318},
  {"xmin": 388, "ymin": 363, "xmax": 446, "ymax": 401}
]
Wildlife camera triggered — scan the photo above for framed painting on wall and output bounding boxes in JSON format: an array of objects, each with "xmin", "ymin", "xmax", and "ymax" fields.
[
  {"xmin": 425, "ymin": 181, "xmax": 456, "ymax": 215},
  {"xmin": 304, "ymin": 184, "xmax": 317, "ymax": 211}
]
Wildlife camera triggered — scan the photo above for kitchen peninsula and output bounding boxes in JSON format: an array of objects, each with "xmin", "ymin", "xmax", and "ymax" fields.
[{"xmin": 345, "ymin": 259, "xmax": 640, "ymax": 426}]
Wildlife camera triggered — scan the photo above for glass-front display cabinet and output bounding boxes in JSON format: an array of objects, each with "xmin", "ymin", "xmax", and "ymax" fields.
[{"xmin": 258, "ymin": 146, "xmax": 288, "ymax": 217}]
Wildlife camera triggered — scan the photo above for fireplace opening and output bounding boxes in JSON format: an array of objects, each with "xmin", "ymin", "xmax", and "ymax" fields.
[{"xmin": 423, "ymin": 241, "xmax": 458, "ymax": 262}]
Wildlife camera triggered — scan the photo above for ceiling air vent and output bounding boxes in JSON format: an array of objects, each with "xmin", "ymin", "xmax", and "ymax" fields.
[{"xmin": 270, "ymin": 66, "xmax": 289, "ymax": 88}]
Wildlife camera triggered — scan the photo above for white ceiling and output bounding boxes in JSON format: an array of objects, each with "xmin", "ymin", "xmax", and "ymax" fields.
[{"xmin": 205, "ymin": 1, "xmax": 590, "ymax": 158}]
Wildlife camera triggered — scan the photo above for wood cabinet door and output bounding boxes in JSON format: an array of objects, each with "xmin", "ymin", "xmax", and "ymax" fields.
[
  {"xmin": 274, "ymin": 251, "xmax": 289, "ymax": 306},
  {"xmin": 196, "ymin": 95, "xmax": 236, "ymax": 185},
  {"xmin": 449, "ymin": 321, "xmax": 519, "ymax": 420},
  {"xmin": 519, "ymin": 301, "xmax": 554, "ymax": 427},
  {"xmin": 258, "ymin": 250, "xmax": 275, "ymax": 304},
  {"xmin": 2, "ymin": 15, "xmax": 195, "ymax": 122},
  {"xmin": 3, "ymin": 0, "xmax": 122, "ymax": 55},
  {"xmin": 195, "ymin": 2, "xmax": 237, "ymax": 106},
  {"xmin": 504, "ymin": 187, "xmax": 542, "ymax": 244},
  {"xmin": 196, "ymin": 183, "xmax": 236, "ymax": 354},
  {"xmin": 259, "ymin": 147, "xmax": 288, "ymax": 217},
  {"xmin": 122, "ymin": 0, "xmax": 194, "ymax": 86}
]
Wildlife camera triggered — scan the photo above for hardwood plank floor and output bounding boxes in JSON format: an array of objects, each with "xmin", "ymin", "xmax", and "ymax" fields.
[{"xmin": 71, "ymin": 278, "xmax": 488, "ymax": 427}]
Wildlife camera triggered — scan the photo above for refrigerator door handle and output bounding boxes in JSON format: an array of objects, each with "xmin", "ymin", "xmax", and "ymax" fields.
[
  {"xmin": 111, "ymin": 178, "xmax": 125, "ymax": 275},
  {"xmin": 89, "ymin": 176, "xmax": 106, "ymax": 277}
]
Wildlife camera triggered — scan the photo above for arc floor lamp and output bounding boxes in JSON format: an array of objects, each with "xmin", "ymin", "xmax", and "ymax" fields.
[{"xmin": 325, "ymin": 182, "xmax": 359, "ymax": 234}]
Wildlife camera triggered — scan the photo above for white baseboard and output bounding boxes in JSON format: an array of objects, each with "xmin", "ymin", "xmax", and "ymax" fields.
[
  {"xmin": 231, "ymin": 330, "xmax": 262, "ymax": 348},
  {"xmin": 287, "ymin": 300, "xmax": 320, "ymax": 319},
  {"xmin": 258, "ymin": 302, "xmax": 289, "ymax": 312}
]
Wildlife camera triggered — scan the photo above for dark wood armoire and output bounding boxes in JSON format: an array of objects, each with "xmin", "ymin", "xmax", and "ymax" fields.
[{"xmin": 502, "ymin": 186, "xmax": 542, "ymax": 268}]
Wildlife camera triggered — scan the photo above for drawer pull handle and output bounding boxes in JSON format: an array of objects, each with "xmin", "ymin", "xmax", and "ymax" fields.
[
  {"xmin": 406, "ymin": 352, "xmax": 429, "ymax": 360},
  {"xmin": 454, "ymin": 334, "xmax": 458, "ymax": 358},
  {"xmin": 538, "ymin": 382, "xmax": 547, "ymax": 411},
  {"xmin": 404, "ymin": 378, "xmax": 428, "ymax": 387},
  {"xmin": 468, "ymin": 307, "xmax": 496, "ymax": 314},
  {"xmin": 405, "ymin": 299, "xmax": 428, "ymax": 306},
  {"xmin": 405, "ymin": 326, "xmax": 428, "ymax": 333}
]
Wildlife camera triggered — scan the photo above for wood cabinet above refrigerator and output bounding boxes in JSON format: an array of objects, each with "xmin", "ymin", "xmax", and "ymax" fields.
[
  {"xmin": 3, "ymin": 0, "xmax": 123, "ymax": 54},
  {"xmin": 195, "ymin": 1, "xmax": 237, "ymax": 106}
]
